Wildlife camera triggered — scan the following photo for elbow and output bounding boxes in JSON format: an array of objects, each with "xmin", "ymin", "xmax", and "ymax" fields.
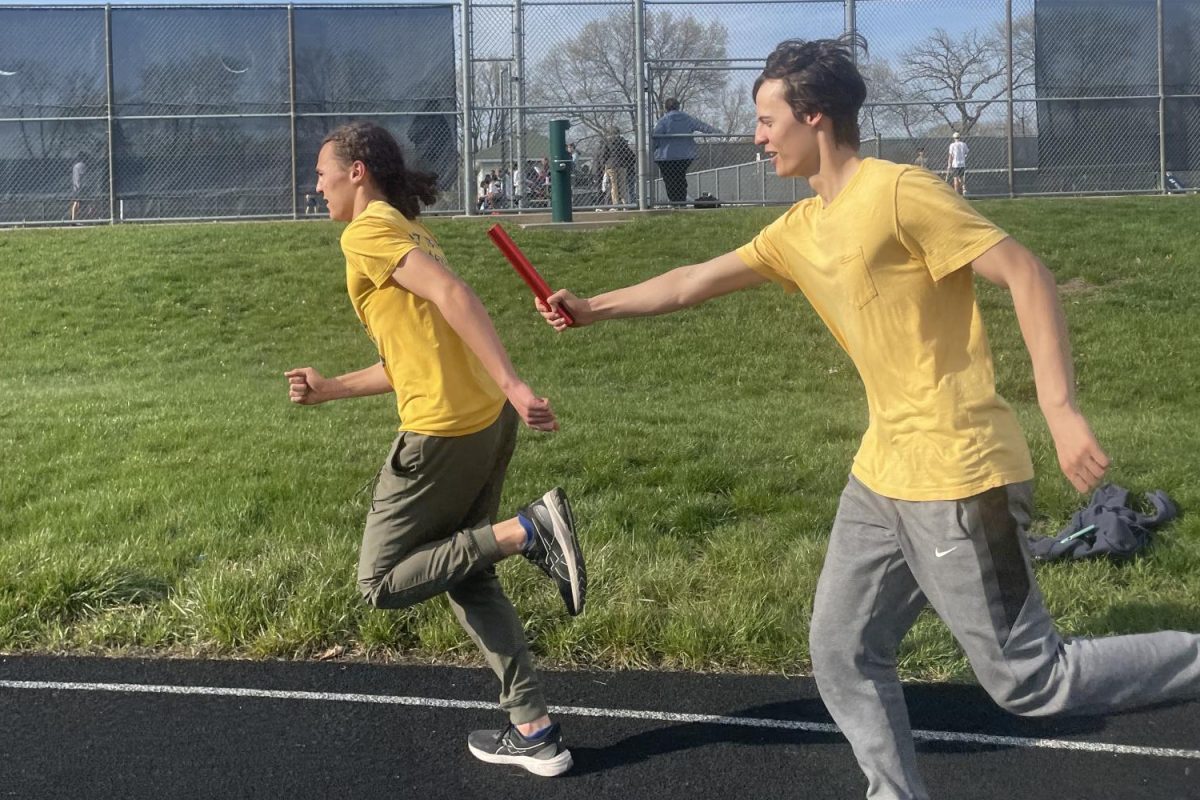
[
  {"xmin": 1020, "ymin": 253, "xmax": 1058, "ymax": 297},
  {"xmin": 982, "ymin": 241, "xmax": 1052, "ymax": 293},
  {"xmin": 673, "ymin": 288, "xmax": 697, "ymax": 310},
  {"xmin": 673, "ymin": 270, "xmax": 705, "ymax": 310}
]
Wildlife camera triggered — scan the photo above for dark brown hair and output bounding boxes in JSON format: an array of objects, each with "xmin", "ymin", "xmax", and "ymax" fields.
[
  {"xmin": 752, "ymin": 34, "xmax": 868, "ymax": 148},
  {"xmin": 322, "ymin": 121, "xmax": 438, "ymax": 219}
]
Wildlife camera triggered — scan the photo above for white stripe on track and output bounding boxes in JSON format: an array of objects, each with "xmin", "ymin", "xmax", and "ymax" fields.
[{"xmin": 2, "ymin": 679, "xmax": 1198, "ymax": 761}]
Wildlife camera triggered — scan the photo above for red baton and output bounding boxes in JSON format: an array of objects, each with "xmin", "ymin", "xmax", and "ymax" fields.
[{"xmin": 487, "ymin": 224, "xmax": 574, "ymax": 326}]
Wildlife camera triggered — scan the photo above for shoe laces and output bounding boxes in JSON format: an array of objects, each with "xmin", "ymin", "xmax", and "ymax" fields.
[{"xmin": 496, "ymin": 722, "xmax": 517, "ymax": 744}]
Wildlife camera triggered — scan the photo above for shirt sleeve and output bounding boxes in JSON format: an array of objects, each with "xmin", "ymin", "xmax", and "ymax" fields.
[
  {"xmin": 894, "ymin": 167, "xmax": 1008, "ymax": 281},
  {"xmin": 688, "ymin": 114, "xmax": 720, "ymax": 135},
  {"xmin": 341, "ymin": 214, "xmax": 417, "ymax": 289},
  {"xmin": 735, "ymin": 214, "xmax": 800, "ymax": 293}
]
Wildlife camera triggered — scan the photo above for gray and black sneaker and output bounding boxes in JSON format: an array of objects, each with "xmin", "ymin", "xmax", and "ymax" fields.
[
  {"xmin": 467, "ymin": 722, "xmax": 573, "ymax": 776},
  {"xmin": 519, "ymin": 487, "xmax": 586, "ymax": 616}
]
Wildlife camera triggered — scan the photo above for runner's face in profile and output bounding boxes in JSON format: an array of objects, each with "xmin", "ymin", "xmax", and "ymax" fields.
[
  {"xmin": 315, "ymin": 142, "xmax": 359, "ymax": 222},
  {"xmin": 754, "ymin": 79, "xmax": 819, "ymax": 179}
]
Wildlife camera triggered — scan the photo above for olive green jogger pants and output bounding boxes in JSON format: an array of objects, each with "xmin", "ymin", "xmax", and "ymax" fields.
[{"xmin": 357, "ymin": 404, "xmax": 548, "ymax": 724}]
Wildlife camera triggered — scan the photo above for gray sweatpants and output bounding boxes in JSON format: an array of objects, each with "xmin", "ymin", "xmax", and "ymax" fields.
[{"xmin": 811, "ymin": 476, "xmax": 1200, "ymax": 800}]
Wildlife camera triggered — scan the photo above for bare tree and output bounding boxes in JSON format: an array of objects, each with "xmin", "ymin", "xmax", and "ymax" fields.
[
  {"xmin": 998, "ymin": 13, "xmax": 1037, "ymax": 137},
  {"xmin": 644, "ymin": 11, "xmax": 730, "ymax": 116},
  {"xmin": 527, "ymin": 10, "xmax": 729, "ymax": 139},
  {"xmin": 860, "ymin": 58, "xmax": 936, "ymax": 140},
  {"xmin": 709, "ymin": 80, "xmax": 756, "ymax": 137},
  {"xmin": 899, "ymin": 14, "xmax": 1035, "ymax": 135},
  {"xmin": 469, "ymin": 61, "xmax": 513, "ymax": 154}
]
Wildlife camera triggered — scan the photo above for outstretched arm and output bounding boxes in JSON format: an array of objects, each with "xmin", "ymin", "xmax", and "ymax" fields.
[
  {"xmin": 388, "ymin": 248, "xmax": 557, "ymax": 431},
  {"xmin": 972, "ymin": 237, "xmax": 1110, "ymax": 492},
  {"xmin": 537, "ymin": 250, "xmax": 768, "ymax": 331}
]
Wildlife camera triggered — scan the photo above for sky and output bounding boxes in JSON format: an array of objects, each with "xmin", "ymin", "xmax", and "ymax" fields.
[
  {"xmin": 0, "ymin": 1, "xmax": 430, "ymax": 3},
  {"xmin": 0, "ymin": 0, "xmax": 1020, "ymax": 95},
  {"xmin": 0, "ymin": 0, "xmax": 1016, "ymax": 53}
]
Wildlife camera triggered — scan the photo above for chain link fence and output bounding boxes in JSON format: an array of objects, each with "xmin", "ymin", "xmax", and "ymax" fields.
[
  {"xmin": 2, "ymin": 1, "xmax": 1198, "ymax": 226},
  {"xmin": 1, "ymin": 3, "xmax": 462, "ymax": 225}
]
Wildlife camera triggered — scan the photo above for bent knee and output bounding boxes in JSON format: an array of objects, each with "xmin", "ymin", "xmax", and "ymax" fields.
[
  {"xmin": 358, "ymin": 581, "xmax": 385, "ymax": 609},
  {"xmin": 983, "ymin": 673, "xmax": 1066, "ymax": 717},
  {"xmin": 358, "ymin": 580, "xmax": 417, "ymax": 611},
  {"xmin": 809, "ymin": 621, "xmax": 862, "ymax": 679}
]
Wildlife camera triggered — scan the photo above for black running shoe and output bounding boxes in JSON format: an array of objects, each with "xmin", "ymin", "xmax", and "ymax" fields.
[
  {"xmin": 467, "ymin": 722, "xmax": 573, "ymax": 776},
  {"xmin": 519, "ymin": 487, "xmax": 586, "ymax": 616}
]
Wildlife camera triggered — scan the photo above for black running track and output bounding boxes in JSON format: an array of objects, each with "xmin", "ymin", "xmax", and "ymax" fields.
[{"xmin": 1, "ymin": 655, "xmax": 1196, "ymax": 799}]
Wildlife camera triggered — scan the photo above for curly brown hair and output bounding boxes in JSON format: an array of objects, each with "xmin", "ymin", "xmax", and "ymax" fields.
[
  {"xmin": 752, "ymin": 34, "xmax": 868, "ymax": 148},
  {"xmin": 322, "ymin": 121, "xmax": 438, "ymax": 219}
]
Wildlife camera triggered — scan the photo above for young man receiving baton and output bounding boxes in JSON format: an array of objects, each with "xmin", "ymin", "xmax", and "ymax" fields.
[
  {"xmin": 289, "ymin": 121, "xmax": 585, "ymax": 776},
  {"xmin": 538, "ymin": 37, "xmax": 1200, "ymax": 800}
]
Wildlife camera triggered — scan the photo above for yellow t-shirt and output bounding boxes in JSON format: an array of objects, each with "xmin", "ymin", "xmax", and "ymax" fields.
[
  {"xmin": 340, "ymin": 201, "xmax": 505, "ymax": 436},
  {"xmin": 736, "ymin": 158, "xmax": 1034, "ymax": 501}
]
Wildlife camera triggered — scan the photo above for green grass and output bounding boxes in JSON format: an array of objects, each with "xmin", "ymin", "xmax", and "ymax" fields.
[{"xmin": 2, "ymin": 197, "xmax": 1199, "ymax": 679}]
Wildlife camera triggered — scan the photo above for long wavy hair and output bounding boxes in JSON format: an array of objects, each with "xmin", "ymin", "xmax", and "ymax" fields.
[{"xmin": 322, "ymin": 121, "xmax": 438, "ymax": 219}]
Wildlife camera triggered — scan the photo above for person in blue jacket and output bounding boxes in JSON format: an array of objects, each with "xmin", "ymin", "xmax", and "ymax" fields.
[{"xmin": 652, "ymin": 97, "xmax": 721, "ymax": 204}]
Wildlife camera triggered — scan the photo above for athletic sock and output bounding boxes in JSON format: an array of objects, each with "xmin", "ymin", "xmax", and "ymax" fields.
[
  {"xmin": 516, "ymin": 513, "xmax": 536, "ymax": 552},
  {"xmin": 521, "ymin": 723, "xmax": 554, "ymax": 740}
]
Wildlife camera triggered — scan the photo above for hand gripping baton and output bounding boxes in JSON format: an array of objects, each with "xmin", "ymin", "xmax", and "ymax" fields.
[{"xmin": 487, "ymin": 224, "xmax": 575, "ymax": 326}]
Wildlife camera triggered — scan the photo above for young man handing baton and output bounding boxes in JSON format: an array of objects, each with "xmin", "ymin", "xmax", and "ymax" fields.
[{"xmin": 538, "ymin": 36, "xmax": 1200, "ymax": 800}]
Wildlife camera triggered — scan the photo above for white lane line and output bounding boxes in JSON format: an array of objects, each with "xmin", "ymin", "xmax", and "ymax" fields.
[{"xmin": 3, "ymin": 679, "xmax": 1198, "ymax": 761}]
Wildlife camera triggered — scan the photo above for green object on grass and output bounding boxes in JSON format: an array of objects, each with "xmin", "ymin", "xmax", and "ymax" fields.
[{"xmin": 1059, "ymin": 524, "xmax": 1097, "ymax": 543}]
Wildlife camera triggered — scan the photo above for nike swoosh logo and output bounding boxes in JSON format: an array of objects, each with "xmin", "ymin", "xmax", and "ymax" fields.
[{"xmin": 935, "ymin": 546, "xmax": 959, "ymax": 558}]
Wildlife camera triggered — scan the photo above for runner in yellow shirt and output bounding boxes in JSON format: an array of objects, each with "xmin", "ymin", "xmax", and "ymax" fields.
[
  {"xmin": 537, "ymin": 36, "xmax": 1200, "ymax": 800},
  {"xmin": 287, "ymin": 121, "xmax": 585, "ymax": 776}
]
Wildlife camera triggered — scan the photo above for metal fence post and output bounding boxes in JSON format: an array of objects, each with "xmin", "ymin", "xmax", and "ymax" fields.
[
  {"xmin": 104, "ymin": 3, "xmax": 115, "ymax": 224},
  {"xmin": 1006, "ymin": 0, "xmax": 1014, "ymax": 198},
  {"xmin": 461, "ymin": 0, "xmax": 476, "ymax": 215},
  {"xmin": 513, "ymin": 0, "xmax": 526, "ymax": 203},
  {"xmin": 1156, "ymin": 0, "xmax": 1166, "ymax": 194},
  {"xmin": 845, "ymin": 0, "xmax": 856, "ymax": 57},
  {"xmin": 633, "ymin": 0, "xmax": 647, "ymax": 210},
  {"xmin": 288, "ymin": 3, "xmax": 298, "ymax": 219}
]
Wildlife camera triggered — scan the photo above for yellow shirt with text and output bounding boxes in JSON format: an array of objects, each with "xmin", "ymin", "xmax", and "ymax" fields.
[
  {"xmin": 340, "ymin": 200, "xmax": 505, "ymax": 436},
  {"xmin": 736, "ymin": 159, "xmax": 1033, "ymax": 501}
]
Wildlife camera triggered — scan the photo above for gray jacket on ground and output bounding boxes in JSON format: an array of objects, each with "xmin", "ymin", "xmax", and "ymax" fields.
[{"xmin": 1028, "ymin": 483, "xmax": 1178, "ymax": 561}]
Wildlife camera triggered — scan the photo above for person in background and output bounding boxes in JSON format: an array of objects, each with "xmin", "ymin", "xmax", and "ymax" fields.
[
  {"xmin": 597, "ymin": 128, "xmax": 635, "ymax": 207},
  {"xmin": 68, "ymin": 154, "xmax": 87, "ymax": 221},
  {"xmin": 511, "ymin": 161, "xmax": 524, "ymax": 208},
  {"xmin": 947, "ymin": 131, "xmax": 968, "ymax": 195},
  {"xmin": 652, "ymin": 98, "xmax": 720, "ymax": 205}
]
